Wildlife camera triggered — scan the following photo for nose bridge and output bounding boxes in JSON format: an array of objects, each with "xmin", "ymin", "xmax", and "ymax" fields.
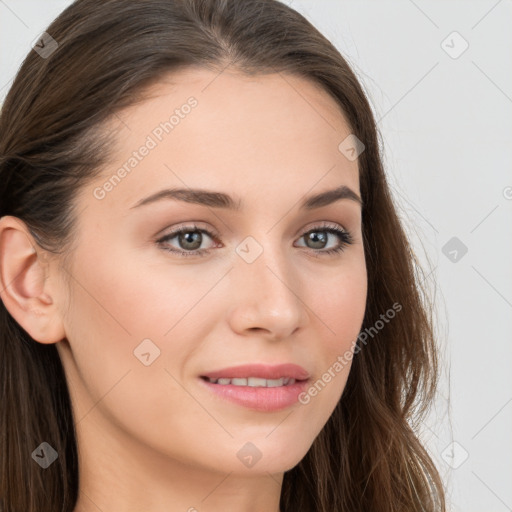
[{"xmin": 229, "ymin": 233, "xmax": 307, "ymax": 337}]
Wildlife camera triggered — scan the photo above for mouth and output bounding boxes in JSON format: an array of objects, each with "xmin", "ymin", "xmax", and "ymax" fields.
[
  {"xmin": 198, "ymin": 375, "xmax": 310, "ymax": 412},
  {"xmin": 200, "ymin": 376, "xmax": 304, "ymax": 387},
  {"xmin": 199, "ymin": 362, "xmax": 310, "ymax": 382},
  {"xmin": 197, "ymin": 363, "xmax": 311, "ymax": 411}
]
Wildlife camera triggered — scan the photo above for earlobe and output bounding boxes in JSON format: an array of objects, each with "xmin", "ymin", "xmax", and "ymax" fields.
[{"xmin": 0, "ymin": 215, "xmax": 66, "ymax": 344}]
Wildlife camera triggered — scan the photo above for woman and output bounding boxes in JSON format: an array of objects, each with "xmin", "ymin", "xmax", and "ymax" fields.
[{"xmin": 0, "ymin": 0, "xmax": 445, "ymax": 510}]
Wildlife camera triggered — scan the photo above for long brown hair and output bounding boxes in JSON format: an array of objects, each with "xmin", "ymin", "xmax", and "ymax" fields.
[{"xmin": 0, "ymin": 0, "xmax": 445, "ymax": 510}]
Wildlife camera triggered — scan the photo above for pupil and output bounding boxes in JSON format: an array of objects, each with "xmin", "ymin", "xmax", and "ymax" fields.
[
  {"xmin": 181, "ymin": 231, "xmax": 201, "ymax": 250},
  {"xmin": 308, "ymin": 231, "xmax": 327, "ymax": 249}
]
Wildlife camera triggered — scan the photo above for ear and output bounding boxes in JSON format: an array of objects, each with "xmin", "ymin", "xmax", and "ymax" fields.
[{"xmin": 0, "ymin": 215, "xmax": 66, "ymax": 344}]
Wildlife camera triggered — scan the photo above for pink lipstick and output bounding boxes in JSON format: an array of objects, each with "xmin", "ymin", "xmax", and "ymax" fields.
[{"xmin": 199, "ymin": 363, "xmax": 310, "ymax": 412}]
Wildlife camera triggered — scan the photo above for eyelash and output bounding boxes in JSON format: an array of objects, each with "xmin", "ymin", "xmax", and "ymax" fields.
[{"xmin": 156, "ymin": 222, "xmax": 353, "ymax": 259}]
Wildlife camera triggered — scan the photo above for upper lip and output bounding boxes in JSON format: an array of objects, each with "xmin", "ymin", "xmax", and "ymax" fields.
[{"xmin": 200, "ymin": 363, "xmax": 310, "ymax": 381}]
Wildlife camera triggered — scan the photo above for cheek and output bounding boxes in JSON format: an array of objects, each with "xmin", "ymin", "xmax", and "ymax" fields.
[
  {"xmin": 68, "ymin": 246, "xmax": 200, "ymax": 340},
  {"xmin": 299, "ymin": 258, "xmax": 366, "ymax": 403},
  {"xmin": 307, "ymin": 257, "xmax": 367, "ymax": 349},
  {"xmin": 60, "ymin": 253, "xmax": 204, "ymax": 451},
  {"xmin": 323, "ymin": 276, "xmax": 366, "ymax": 343},
  {"xmin": 62, "ymin": 246, "xmax": 223, "ymax": 402}
]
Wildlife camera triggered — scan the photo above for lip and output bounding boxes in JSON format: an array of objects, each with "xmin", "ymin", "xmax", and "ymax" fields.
[
  {"xmin": 198, "ymin": 377, "xmax": 310, "ymax": 412},
  {"xmin": 200, "ymin": 363, "xmax": 310, "ymax": 381},
  {"xmin": 198, "ymin": 363, "xmax": 311, "ymax": 412}
]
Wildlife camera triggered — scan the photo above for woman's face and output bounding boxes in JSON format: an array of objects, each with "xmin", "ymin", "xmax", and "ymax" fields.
[{"xmin": 54, "ymin": 68, "xmax": 367, "ymax": 477}]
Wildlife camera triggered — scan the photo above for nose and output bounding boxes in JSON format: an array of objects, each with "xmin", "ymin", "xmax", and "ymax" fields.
[{"xmin": 226, "ymin": 244, "xmax": 309, "ymax": 340}]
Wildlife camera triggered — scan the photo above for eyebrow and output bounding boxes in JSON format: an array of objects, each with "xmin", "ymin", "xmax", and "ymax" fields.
[{"xmin": 129, "ymin": 184, "xmax": 363, "ymax": 211}]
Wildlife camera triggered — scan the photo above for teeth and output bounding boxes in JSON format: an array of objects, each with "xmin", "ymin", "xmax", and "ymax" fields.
[
  {"xmin": 247, "ymin": 377, "xmax": 267, "ymax": 386},
  {"xmin": 265, "ymin": 378, "xmax": 284, "ymax": 387},
  {"xmin": 205, "ymin": 377, "xmax": 297, "ymax": 387}
]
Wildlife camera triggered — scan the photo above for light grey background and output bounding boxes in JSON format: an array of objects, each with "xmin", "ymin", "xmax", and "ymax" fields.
[{"xmin": 1, "ymin": 1, "xmax": 511, "ymax": 510}]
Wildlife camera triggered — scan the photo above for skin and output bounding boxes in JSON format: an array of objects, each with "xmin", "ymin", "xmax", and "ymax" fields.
[{"xmin": 0, "ymin": 68, "xmax": 367, "ymax": 512}]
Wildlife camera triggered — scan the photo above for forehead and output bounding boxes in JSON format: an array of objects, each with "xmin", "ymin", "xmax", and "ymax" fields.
[{"xmin": 86, "ymin": 67, "xmax": 359, "ymax": 213}]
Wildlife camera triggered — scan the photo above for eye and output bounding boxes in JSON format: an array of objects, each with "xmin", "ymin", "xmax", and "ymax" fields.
[
  {"xmin": 155, "ymin": 222, "xmax": 353, "ymax": 258},
  {"xmin": 156, "ymin": 223, "xmax": 218, "ymax": 258},
  {"xmin": 294, "ymin": 223, "xmax": 353, "ymax": 257}
]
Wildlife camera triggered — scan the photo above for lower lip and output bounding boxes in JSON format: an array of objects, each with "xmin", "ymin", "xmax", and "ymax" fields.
[{"xmin": 198, "ymin": 377, "xmax": 309, "ymax": 412}]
